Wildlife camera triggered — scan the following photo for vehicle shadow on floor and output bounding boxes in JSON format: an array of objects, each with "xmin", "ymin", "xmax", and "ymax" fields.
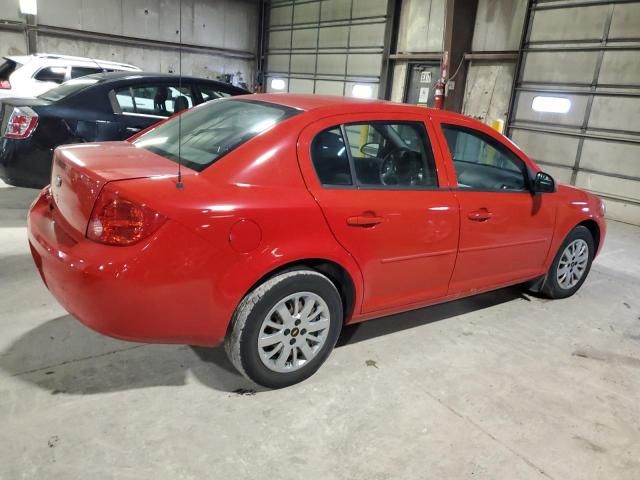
[{"xmin": 0, "ymin": 287, "xmax": 526, "ymax": 394}]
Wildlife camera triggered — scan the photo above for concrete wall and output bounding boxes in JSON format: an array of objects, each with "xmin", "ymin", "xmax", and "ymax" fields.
[
  {"xmin": 396, "ymin": 0, "xmax": 445, "ymax": 54},
  {"xmin": 390, "ymin": 0, "xmax": 445, "ymax": 103},
  {"xmin": 472, "ymin": 0, "xmax": 526, "ymax": 52},
  {"xmin": 0, "ymin": 0, "xmax": 258, "ymax": 87},
  {"xmin": 461, "ymin": 0, "xmax": 527, "ymax": 127}
]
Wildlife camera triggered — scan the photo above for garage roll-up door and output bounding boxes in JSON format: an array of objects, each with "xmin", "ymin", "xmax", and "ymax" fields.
[
  {"xmin": 508, "ymin": 0, "xmax": 640, "ymax": 225},
  {"xmin": 266, "ymin": 0, "xmax": 389, "ymax": 98}
]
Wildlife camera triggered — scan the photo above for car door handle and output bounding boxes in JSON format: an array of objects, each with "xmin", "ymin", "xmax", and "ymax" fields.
[
  {"xmin": 346, "ymin": 215, "xmax": 384, "ymax": 227},
  {"xmin": 468, "ymin": 209, "xmax": 493, "ymax": 222}
]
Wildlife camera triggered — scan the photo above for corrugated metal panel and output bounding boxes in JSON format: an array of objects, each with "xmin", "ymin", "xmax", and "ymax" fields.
[{"xmin": 508, "ymin": 0, "xmax": 640, "ymax": 225}]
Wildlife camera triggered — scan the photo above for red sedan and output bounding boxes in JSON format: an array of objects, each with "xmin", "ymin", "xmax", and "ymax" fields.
[{"xmin": 28, "ymin": 94, "xmax": 606, "ymax": 388}]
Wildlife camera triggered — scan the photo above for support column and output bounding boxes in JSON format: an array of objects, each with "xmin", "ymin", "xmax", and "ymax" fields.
[
  {"xmin": 25, "ymin": 14, "xmax": 37, "ymax": 54},
  {"xmin": 442, "ymin": 0, "xmax": 479, "ymax": 112}
]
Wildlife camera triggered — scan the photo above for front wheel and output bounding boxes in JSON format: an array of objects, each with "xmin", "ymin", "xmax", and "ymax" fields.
[
  {"xmin": 541, "ymin": 225, "xmax": 595, "ymax": 299},
  {"xmin": 225, "ymin": 270, "xmax": 343, "ymax": 389}
]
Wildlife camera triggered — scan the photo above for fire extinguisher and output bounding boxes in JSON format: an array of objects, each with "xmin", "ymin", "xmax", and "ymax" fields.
[{"xmin": 434, "ymin": 79, "xmax": 445, "ymax": 110}]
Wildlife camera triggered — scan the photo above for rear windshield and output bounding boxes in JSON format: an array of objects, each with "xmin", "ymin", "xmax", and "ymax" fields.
[
  {"xmin": 38, "ymin": 77, "xmax": 99, "ymax": 102},
  {"xmin": 0, "ymin": 59, "xmax": 20, "ymax": 80},
  {"xmin": 132, "ymin": 99, "xmax": 299, "ymax": 172}
]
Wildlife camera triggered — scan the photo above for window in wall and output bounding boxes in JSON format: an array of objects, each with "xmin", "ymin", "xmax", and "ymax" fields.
[{"xmin": 442, "ymin": 125, "xmax": 529, "ymax": 191}]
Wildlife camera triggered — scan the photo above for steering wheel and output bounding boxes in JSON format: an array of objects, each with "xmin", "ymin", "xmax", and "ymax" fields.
[{"xmin": 379, "ymin": 148, "xmax": 425, "ymax": 186}]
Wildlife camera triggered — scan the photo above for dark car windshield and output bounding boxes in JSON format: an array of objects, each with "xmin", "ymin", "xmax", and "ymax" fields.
[
  {"xmin": 38, "ymin": 77, "xmax": 100, "ymax": 102},
  {"xmin": 132, "ymin": 99, "xmax": 299, "ymax": 172}
]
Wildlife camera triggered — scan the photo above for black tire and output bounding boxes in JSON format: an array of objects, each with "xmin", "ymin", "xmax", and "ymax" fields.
[
  {"xmin": 541, "ymin": 225, "xmax": 595, "ymax": 299},
  {"xmin": 225, "ymin": 270, "xmax": 343, "ymax": 389}
]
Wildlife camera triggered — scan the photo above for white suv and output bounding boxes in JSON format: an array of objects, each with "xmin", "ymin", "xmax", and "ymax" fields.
[{"xmin": 0, "ymin": 53, "xmax": 141, "ymax": 99}]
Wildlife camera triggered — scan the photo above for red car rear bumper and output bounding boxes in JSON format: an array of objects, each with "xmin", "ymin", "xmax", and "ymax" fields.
[{"xmin": 28, "ymin": 193, "xmax": 227, "ymax": 346}]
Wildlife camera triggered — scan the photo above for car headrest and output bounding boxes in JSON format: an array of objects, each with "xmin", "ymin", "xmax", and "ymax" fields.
[{"xmin": 174, "ymin": 95, "xmax": 189, "ymax": 113}]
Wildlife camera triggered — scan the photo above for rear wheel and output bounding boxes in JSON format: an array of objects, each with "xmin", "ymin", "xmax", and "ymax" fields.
[
  {"xmin": 225, "ymin": 270, "xmax": 343, "ymax": 389},
  {"xmin": 541, "ymin": 226, "xmax": 594, "ymax": 299}
]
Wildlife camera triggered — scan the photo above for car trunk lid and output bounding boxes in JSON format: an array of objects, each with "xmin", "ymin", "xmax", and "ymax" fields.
[
  {"xmin": 0, "ymin": 97, "xmax": 51, "ymax": 135},
  {"xmin": 50, "ymin": 141, "xmax": 195, "ymax": 237}
]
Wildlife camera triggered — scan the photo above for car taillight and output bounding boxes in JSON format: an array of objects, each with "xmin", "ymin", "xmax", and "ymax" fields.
[
  {"xmin": 87, "ymin": 187, "xmax": 166, "ymax": 246},
  {"xmin": 0, "ymin": 80, "xmax": 10, "ymax": 89},
  {"xmin": 3, "ymin": 106, "xmax": 38, "ymax": 139}
]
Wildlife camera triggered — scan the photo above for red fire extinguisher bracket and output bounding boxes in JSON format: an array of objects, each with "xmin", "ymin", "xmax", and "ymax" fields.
[
  {"xmin": 434, "ymin": 50, "xmax": 449, "ymax": 110},
  {"xmin": 434, "ymin": 79, "xmax": 445, "ymax": 110}
]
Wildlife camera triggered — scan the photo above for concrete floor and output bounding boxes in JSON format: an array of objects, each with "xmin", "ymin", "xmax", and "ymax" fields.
[{"xmin": 1, "ymin": 185, "xmax": 639, "ymax": 480}]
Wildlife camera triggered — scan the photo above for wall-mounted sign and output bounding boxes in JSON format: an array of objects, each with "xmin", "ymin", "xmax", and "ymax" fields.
[
  {"xmin": 418, "ymin": 87, "xmax": 429, "ymax": 103},
  {"xmin": 420, "ymin": 71, "xmax": 432, "ymax": 83}
]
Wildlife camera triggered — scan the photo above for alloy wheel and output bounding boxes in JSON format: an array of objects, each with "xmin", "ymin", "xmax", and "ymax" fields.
[
  {"xmin": 556, "ymin": 239, "xmax": 589, "ymax": 289},
  {"xmin": 257, "ymin": 292, "xmax": 331, "ymax": 373}
]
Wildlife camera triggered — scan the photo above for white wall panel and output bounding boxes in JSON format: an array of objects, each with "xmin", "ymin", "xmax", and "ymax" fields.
[
  {"xmin": 589, "ymin": 96, "xmax": 640, "ymax": 133},
  {"xmin": 522, "ymin": 51, "xmax": 599, "ymax": 84},
  {"xmin": 269, "ymin": 30, "xmax": 292, "ymax": 50},
  {"xmin": 397, "ymin": 0, "xmax": 445, "ymax": 53},
  {"xmin": 529, "ymin": 5, "xmax": 608, "ymax": 42},
  {"xmin": 462, "ymin": 62, "xmax": 515, "ymax": 125},
  {"xmin": 609, "ymin": 3, "xmax": 640, "ymax": 40},
  {"xmin": 315, "ymin": 80, "xmax": 344, "ymax": 95},
  {"xmin": 353, "ymin": 0, "xmax": 388, "ymax": 18},
  {"xmin": 289, "ymin": 78, "xmax": 315, "ymax": 94},
  {"xmin": 511, "ymin": 130, "xmax": 580, "ymax": 168},
  {"xmin": 319, "ymin": 26, "xmax": 349, "ymax": 48},
  {"xmin": 317, "ymin": 54, "xmax": 346, "ymax": 75},
  {"xmin": 599, "ymin": 51, "xmax": 640, "ymax": 86},
  {"xmin": 292, "ymin": 28, "xmax": 318, "ymax": 49},
  {"xmin": 576, "ymin": 172, "xmax": 640, "ymax": 203},
  {"xmin": 514, "ymin": 91, "xmax": 588, "ymax": 127},
  {"xmin": 472, "ymin": 0, "xmax": 527, "ymax": 52},
  {"xmin": 581, "ymin": 140, "xmax": 640, "ymax": 178},
  {"xmin": 294, "ymin": 2, "xmax": 320, "ymax": 24}
]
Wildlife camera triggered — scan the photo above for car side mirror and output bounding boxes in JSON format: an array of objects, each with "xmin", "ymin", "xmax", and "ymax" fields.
[
  {"xmin": 360, "ymin": 142, "xmax": 380, "ymax": 158},
  {"xmin": 532, "ymin": 171, "xmax": 556, "ymax": 193}
]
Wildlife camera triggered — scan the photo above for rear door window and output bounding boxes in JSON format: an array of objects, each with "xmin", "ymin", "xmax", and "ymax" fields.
[
  {"xmin": 0, "ymin": 59, "xmax": 21, "ymax": 83},
  {"xmin": 310, "ymin": 121, "xmax": 439, "ymax": 188},
  {"xmin": 113, "ymin": 84, "xmax": 196, "ymax": 117},
  {"xmin": 70, "ymin": 67, "xmax": 103, "ymax": 79},
  {"xmin": 34, "ymin": 66, "xmax": 67, "ymax": 84},
  {"xmin": 311, "ymin": 128, "xmax": 352, "ymax": 186}
]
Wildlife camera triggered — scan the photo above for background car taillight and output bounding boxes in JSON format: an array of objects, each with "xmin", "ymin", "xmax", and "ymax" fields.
[
  {"xmin": 0, "ymin": 80, "xmax": 10, "ymax": 89},
  {"xmin": 3, "ymin": 106, "xmax": 38, "ymax": 139},
  {"xmin": 87, "ymin": 187, "xmax": 166, "ymax": 246}
]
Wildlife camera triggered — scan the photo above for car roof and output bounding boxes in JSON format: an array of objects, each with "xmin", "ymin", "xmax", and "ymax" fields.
[
  {"xmin": 245, "ymin": 93, "xmax": 467, "ymax": 121},
  {"xmin": 4, "ymin": 54, "xmax": 139, "ymax": 70},
  {"xmin": 77, "ymin": 71, "xmax": 249, "ymax": 92}
]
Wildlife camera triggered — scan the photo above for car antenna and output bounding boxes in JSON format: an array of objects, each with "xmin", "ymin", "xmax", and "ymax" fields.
[
  {"xmin": 89, "ymin": 56, "xmax": 103, "ymax": 73},
  {"xmin": 176, "ymin": 0, "xmax": 184, "ymax": 190}
]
